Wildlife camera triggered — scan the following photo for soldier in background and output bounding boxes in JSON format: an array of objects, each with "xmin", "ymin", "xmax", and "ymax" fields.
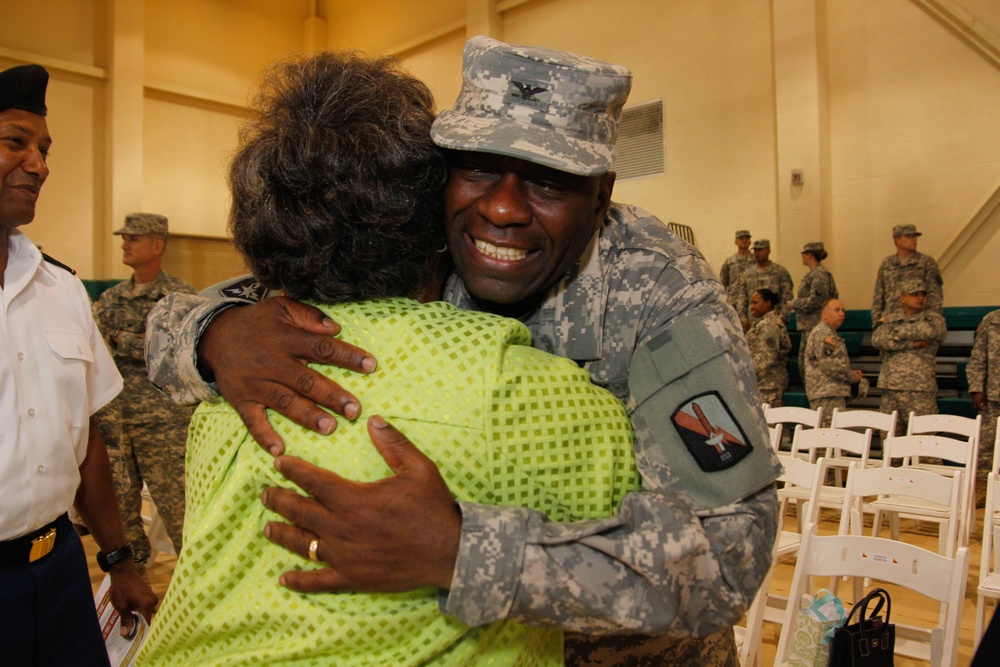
[
  {"xmin": 791, "ymin": 241, "xmax": 838, "ymax": 383},
  {"xmin": 719, "ymin": 229, "xmax": 752, "ymax": 303},
  {"xmin": 967, "ymin": 307, "xmax": 999, "ymax": 502},
  {"xmin": 747, "ymin": 288, "xmax": 791, "ymax": 408},
  {"xmin": 92, "ymin": 213, "xmax": 196, "ymax": 568},
  {"xmin": 805, "ymin": 298, "xmax": 863, "ymax": 427},
  {"xmin": 872, "ymin": 278, "xmax": 947, "ymax": 437},
  {"xmin": 733, "ymin": 238, "xmax": 793, "ymax": 331},
  {"xmin": 871, "ymin": 224, "xmax": 943, "ymax": 323}
]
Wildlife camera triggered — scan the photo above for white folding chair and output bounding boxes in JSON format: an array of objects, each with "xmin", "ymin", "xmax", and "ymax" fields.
[
  {"xmin": 841, "ymin": 463, "xmax": 963, "ymax": 558},
  {"xmin": 782, "ymin": 427, "xmax": 872, "ymax": 528},
  {"xmin": 831, "ymin": 407, "xmax": 897, "ymax": 468},
  {"xmin": 976, "ymin": 469, "xmax": 1000, "ymax": 647},
  {"xmin": 880, "ymin": 418, "xmax": 979, "ymax": 546},
  {"xmin": 907, "ymin": 413, "xmax": 982, "ymax": 541},
  {"xmin": 736, "ymin": 454, "xmax": 827, "ymax": 665},
  {"xmin": 768, "ymin": 423, "xmax": 783, "ymax": 452},
  {"xmin": 775, "ymin": 525, "xmax": 970, "ymax": 667}
]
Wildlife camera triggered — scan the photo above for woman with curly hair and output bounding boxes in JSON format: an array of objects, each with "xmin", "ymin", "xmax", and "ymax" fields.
[{"xmin": 137, "ymin": 52, "xmax": 637, "ymax": 666}]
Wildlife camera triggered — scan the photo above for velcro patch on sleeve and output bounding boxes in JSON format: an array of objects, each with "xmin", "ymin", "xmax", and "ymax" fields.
[{"xmin": 671, "ymin": 391, "xmax": 752, "ymax": 472}]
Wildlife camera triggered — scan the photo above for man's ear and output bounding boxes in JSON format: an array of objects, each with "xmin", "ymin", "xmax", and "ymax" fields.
[
  {"xmin": 593, "ymin": 171, "xmax": 616, "ymax": 232},
  {"xmin": 153, "ymin": 236, "xmax": 166, "ymax": 256}
]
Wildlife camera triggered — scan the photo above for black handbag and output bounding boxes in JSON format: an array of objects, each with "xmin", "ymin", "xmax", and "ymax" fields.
[{"xmin": 828, "ymin": 587, "xmax": 895, "ymax": 666}]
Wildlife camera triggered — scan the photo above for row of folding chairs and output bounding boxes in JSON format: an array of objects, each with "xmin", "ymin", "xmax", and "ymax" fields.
[{"xmin": 740, "ymin": 410, "xmax": 1000, "ymax": 664}]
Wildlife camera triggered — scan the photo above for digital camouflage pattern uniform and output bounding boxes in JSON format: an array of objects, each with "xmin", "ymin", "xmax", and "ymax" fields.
[
  {"xmin": 719, "ymin": 252, "xmax": 753, "ymax": 303},
  {"xmin": 146, "ymin": 204, "xmax": 783, "ymax": 667},
  {"xmin": 747, "ymin": 309, "xmax": 791, "ymax": 408},
  {"xmin": 804, "ymin": 321, "xmax": 854, "ymax": 427},
  {"xmin": 871, "ymin": 309, "xmax": 947, "ymax": 437},
  {"xmin": 733, "ymin": 261, "xmax": 794, "ymax": 327},
  {"xmin": 792, "ymin": 263, "xmax": 838, "ymax": 382},
  {"xmin": 870, "ymin": 251, "xmax": 943, "ymax": 323},
  {"xmin": 93, "ymin": 270, "xmax": 196, "ymax": 565},
  {"xmin": 967, "ymin": 309, "xmax": 1000, "ymax": 480}
]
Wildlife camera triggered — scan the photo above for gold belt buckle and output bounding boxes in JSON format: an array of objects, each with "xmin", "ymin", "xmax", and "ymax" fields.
[{"xmin": 28, "ymin": 527, "xmax": 57, "ymax": 563}]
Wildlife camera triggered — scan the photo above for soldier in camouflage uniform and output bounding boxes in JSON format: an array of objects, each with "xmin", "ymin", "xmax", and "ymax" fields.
[
  {"xmin": 805, "ymin": 298, "xmax": 863, "ymax": 427},
  {"xmin": 966, "ymin": 308, "xmax": 999, "ymax": 485},
  {"xmin": 92, "ymin": 213, "xmax": 195, "ymax": 567},
  {"xmin": 145, "ymin": 37, "xmax": 782, "ymax": 666},
  {"xmin": 747, "ymin": 288, "xmax": 791, "ymax": 407},
  {"xmin": 871, "ymin": 278, "xmax": 947, "ymax": 437},
  {"xmin": 871, "ymin": 224, "xmax": 943, "ymax": 323},
  {"xmin": 792, "ymin": 241, "xmax": 838, "ymax": 382},
  {"xmin": 719, "ymin": 229, "xmax": 753, "ymax": 304},
  {"xmin": 733, "ymin": 239, "xmax": 794, "ymax": 331}
]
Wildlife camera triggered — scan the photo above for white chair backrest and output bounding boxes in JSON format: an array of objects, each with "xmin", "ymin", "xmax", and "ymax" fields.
[
  {"xmin": 831, "ymin": 407, "xmax": 897, "ymax": 435},
  {"xmin": 839, "ymin": 462, "xmax": 963, "ymax": 551},
  {"xmin": 907, "ymin": 412, "xmax": 982, "ymax": 442},
  {"xmin": 883, "ymin": 433, "xmax": 974, "ymax": 469},
  {"xmin": 775, "ymin": 525, "xmax": 970, "ymax": 667},
  {"xmin": 768, "ymin": 423, "xmax": 783, "ymax": 451},
  {"xmin": 791, "ymin": 426, "xmax": 872, "ymax": 464},
  {"xmin": 775, "ymin": 454, "xmax": 827, "ymax": 553},
  {"xmin": 765, "ymin": 405, "xmax": 823, "ymax": 429}
]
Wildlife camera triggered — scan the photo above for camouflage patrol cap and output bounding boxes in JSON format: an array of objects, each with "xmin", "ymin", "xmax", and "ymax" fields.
[
  {"xmin": 801, "ymin": 241, "xmax": 824, "ymax": 253},
  {"xmin": 113, "ymin": 212, "xmax": 168, "ymax": 237},
  {"xmin": 752, "ymin": 239, "xmax": 771, "ymax": 250},
  {"xmin": 430, "ymin": 36, "xmax": 632, "ymax": 176},
  {"xmin": 0, "ymin": 64, "xmax": 49, "ymax": 116},
  {"xmin": 735, "ymin": 230, "xmax": 751, "ymax": 238},
  {"xmin": 899, "ymin": 278, "xmax": 927, "ymax": 295},
  {"xmin": 892, "ymin": 224, "xmax": 922, "ymax": 237}
]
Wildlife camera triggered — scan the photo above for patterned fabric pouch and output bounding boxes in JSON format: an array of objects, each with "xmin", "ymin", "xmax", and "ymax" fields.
[{"xmin": 786, "ymin": 588, "xmax": 847, "ymax": 667}]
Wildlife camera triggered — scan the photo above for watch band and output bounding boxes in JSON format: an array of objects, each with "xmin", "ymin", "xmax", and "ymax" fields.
[{"xmin": 97, "ymin": 543, "xmax": 135, "ymax": 572}]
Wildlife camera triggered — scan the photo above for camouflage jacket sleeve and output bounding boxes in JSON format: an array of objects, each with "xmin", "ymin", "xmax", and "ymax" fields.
[
  {"xmin": 967, "ymin": 311, "xmax": 999, "ymax": 395},
  {"xmin": 808, "ymin": 329, "xmax": 855, "ymax": 384},
  {"xmin": 778, "ymin": 267, "xmax": 794, "ymax": 316},
  {"xmin": 872, "ymin": 312, "xmax": 946, "ymax": 351},
  {"xmin": 718, "ymin": 258, "xmax": 730, "ymax": 289},
  {"xmin": 443, "ymin": 255, "xmax": 781, "ymax": 636},
  {"xmin": 871, "ymin": 259, "xmax": 889, "ymax": 323},
  {"xmin": 144, "ymin": 291, "xmax": 246, "ymax": 405},
  {"xmin": 792, "ymin": 267, "xmax": 832, "ymax": 314},
  {"xmin": 922, "ymin": 255, "xmax": 945, "ymax": 313}
]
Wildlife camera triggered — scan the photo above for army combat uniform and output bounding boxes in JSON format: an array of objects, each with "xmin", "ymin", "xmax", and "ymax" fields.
[
  {"xmin": 93, "ymin": 271, "xmax": 196, "ymax": 565},
  {"xmin": 747, "ymin": 309, "xmax": 791, "ymax": 408},
  {"xmin": 804, "ymin": 321, "xmax": 854, "ymax": 426},
  {"xmin": 871, "ymin": 251, "xmax": 943, "ymax": 323},
  {"xmin": 872, "ymin": 309, "xmax": 947, "ymax": 437},
  {"xmin": 146, "ymin": 204, "xmax": 782, "ymax": 667},
  {"xmin": 733, "ymin": 262, "xmax": 794, "ymax": 327},
  {"xmin": 967, "ymin": 309, "xmax": 1000, "ymax": 479},
  {"xmin": 719, "ymin": 252, "xmax": 752, "ymax": 304}
]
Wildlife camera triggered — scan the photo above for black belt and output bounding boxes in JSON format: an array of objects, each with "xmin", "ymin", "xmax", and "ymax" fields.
[{"xmin": 0, "ymin": 514, "xmax": 70, "ymax": 567}]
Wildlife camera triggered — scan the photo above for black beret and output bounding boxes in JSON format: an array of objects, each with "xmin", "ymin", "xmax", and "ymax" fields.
[{"xmin": 0, "ymin": 64, "xmax": 49, "ymax": 116}]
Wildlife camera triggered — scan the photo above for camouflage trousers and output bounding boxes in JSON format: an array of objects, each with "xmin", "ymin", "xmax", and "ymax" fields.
[
  {"xmin": 808, "ymin": 396, "xmax": 845, "ymax": 428},
  {"xmin": 564, "ymin": 628, "xmax": 738, "ymax": 667},
  {"xmin": 979, "ymin": 400, "xmax": 998, "ymax": 480},
  {"xmin": 95, "ymin": 406, "xmax": 188, "ymax": 565},
  {"xmin": 758, "ymin": 387, "xmax": 784, "ymax": 409},
  {"xmin": 879, "ymin": 389, "xmax": 938, "ymax": 437}
]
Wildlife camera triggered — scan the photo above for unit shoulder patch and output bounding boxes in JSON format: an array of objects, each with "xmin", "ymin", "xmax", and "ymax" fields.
[{"xmin": 671, "ymin": 391, "xmax": 753, "ymax": 472}]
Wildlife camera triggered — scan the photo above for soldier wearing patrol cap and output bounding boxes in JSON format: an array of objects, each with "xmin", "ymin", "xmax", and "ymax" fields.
[
  {"xmin": 871, "ymin": 223, "xmax": 944, "ymax": 323},
  {"xmin": 145, "ymin": 36, "xmax": 781, "ymax": 667},
  {"xmin": 872, "ymin": 276, "xmax": 947, "ymax": 436},
  {"xmin": 733, "ymin": 238, "xmax": 794, "ymax": 330},
  {"xmin": 92, "ymin": 212, "xmax": 196, "ymax": 571},
  {"xmin": 792, "ymin": 241, "xmax": 839, "ymax": 381},
  {"xmin": 719, "ymin": 229, "xmax": 753, "ymax": 299},
  {"xmin": 0, "ymin": 63, "xmax": 156, "ymax": 664}
]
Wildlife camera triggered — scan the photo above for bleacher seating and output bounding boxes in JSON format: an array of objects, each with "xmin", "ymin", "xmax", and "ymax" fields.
[{"xmin": 784, "ymin": 306, "xmax": 996, "ymax": 417}]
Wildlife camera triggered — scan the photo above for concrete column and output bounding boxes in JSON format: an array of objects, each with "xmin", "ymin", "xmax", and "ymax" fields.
[
  {"xmin": 771, "ymin": 0, "xmax": 830, "ymax": 274},
  {"xmin": 104, "ymin": 0, "xmax": 144, "ymax": 278},
  {"xmin": 467, "ymin": 0, "xmax": 500, "ymax": 39}
]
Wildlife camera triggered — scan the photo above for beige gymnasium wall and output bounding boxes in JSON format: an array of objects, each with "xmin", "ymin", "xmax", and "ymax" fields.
[{"xmin": 2, "ymin": 0, "xmax": 998, "ymax": 306}]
